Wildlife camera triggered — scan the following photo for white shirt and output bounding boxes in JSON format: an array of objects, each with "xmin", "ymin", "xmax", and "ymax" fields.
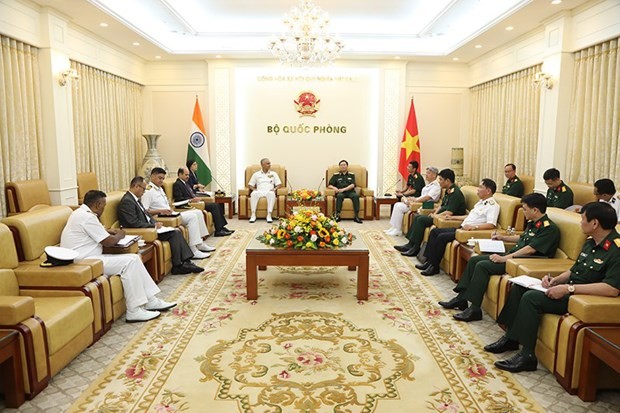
[
  {"xmin": 601, "ymin": 194, "xmax": 620, "ymax": 221},
  {"xmin": 142, "ymin": 184, "xmax": 171, "ymax": 211},
  {"xmin": 462, "ymin": 197, "xmax": 501, "ymax": 227},
  {"xmin": 417, "ymin": 180, "xmax": 441, "ymax": 202},
  {"xmin": 248, "ymin": 170, "xmax": 282, "ymax": 192},
  {"xmin": 60, "ymin": 204, "xmax": 110, "ymax": 260}
]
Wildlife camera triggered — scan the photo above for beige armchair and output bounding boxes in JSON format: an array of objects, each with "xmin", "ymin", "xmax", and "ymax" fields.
[
  {"xmin": 76, "ymin": 172, "xmax": 99, "ymax": 204},
  {"xmin": 238, "ymin": 164, "xmax": 288, "ymax": 219},
  {"xmin": 0, "ymin": 222, "xmax": 95, "ymax": 399},
  {"xmin": 325, "ymin": 165, "xmax": 374, "ymax": 220},
  {"xmin": 5, "ymin": 180, "xmax": 53, "ymax": 215},
  {"xmin": 568, "ymin": 181, "xmax": 596, "ymax": 208}
]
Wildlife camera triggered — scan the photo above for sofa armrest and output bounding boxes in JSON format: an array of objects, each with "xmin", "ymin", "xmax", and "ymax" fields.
[
  {"xmin": 188, "ymin": 202, "xmax": 205, "ymax": 210},
  {"xmin": 361, "ymin": 188, "xmax": 374, "ymax": 196},
  {"xmin": 0, "ymin": 296, "xmax": 35, "ymax": 325},
  {"xmin": 455, "ymin": 229, "xmax": 497, "ymax": 243},
  {"xmin": 277, "ymin": 188, "xmax": 289, "ymax": 196},
  {"xmin": 14, "ymin": 263, "xmax": 96, "ymax": 287},
  {"xmin": 433, "ymin": 216, "xmax": 462, "ymax": 229},
  {"xmin": 568, "ymin": 295, "xmax": 620, "ymax": 324},
  {"xmin": 324, "ymin": 189, "xmax": 335, "ymax": 196},
  {"xmin": 505, "ymin": 258, "xmax": 573, "ymax": 277},
  {"xmin": 155, "ymin": 216, "xmax": 182, "ymax": 227},
  {"xmin": 123, "ymin": 228, "xmax": 158, "ymax": 242},
  {"xmin": 238, "ymin": 188, "xmax": 250, "ymax": 196}
]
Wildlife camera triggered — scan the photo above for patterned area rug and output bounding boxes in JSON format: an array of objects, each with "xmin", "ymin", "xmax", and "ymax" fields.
[{"xmin": 68, "ymin": 230, "xmax": 545, "ymax": 412}]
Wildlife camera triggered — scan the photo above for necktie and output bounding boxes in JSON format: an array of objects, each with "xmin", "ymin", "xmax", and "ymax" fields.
[
  {"xmin": 137, "ymin": 199, "xmax": 154, "ymax": 224},
  {"xmin": 185, "ymin": 181, "xmax": 196, "ymax": 197}
]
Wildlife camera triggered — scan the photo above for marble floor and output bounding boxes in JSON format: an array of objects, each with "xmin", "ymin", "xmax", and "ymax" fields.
[{"xmin": 2, "ymin": 212, "xmax": 619, "ymax": 412}]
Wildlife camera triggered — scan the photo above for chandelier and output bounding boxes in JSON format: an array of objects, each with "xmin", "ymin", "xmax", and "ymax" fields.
[{"xmin": 268, "ymin": 0, "xmax": 344, "ymax": 66}]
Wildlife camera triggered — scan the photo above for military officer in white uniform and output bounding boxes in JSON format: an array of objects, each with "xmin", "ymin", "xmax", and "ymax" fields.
[
  {"xmin": 248, "ymin": 158, "xmax": 282, "ymax": 223},
  {"xmin": 385, "ymin": 166, "xmax": 441, "ymax": 236},
  {"xmin": 142, "ymin": 167, "xmax": 215, "ymax": 259},
  {"xmin": 61, "ymin": 190, "xmax": 176, "ymax": 323},
  {"xmin": 594, "ymin": 179, "xmax": 620, "ymax": 224}
]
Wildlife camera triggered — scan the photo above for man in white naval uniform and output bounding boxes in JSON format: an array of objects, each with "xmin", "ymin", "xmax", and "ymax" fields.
[
  {"xmin": 248, "ymin": 158, "xmax": 282, "ymax": 223},
  {"xmin": 384, "ymin": 166, "xmax": 442, "ymax": 236},
  {"xmin": 61, "ymin": 190, "xmax": 176, "ymax": 322},
  {"xmin": 142, "ymin": 167, "xmax": 215, "ymax": 259},
  {"xmin": 594, "ymin": 179, "xmax": 620, "ymax": 224}
]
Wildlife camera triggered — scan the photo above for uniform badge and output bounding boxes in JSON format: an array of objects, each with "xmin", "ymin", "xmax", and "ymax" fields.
[
  {"xmin": 528, "ymin": 231, "xmax": 535, "ymax": 237},
  {"xmin": 603, "ymin": 240, "xmax": 611, "ymax": 251},
  {"xmin": 488, "ymin": 199, "xmax": 495, "ymax": 205},
  {"xmin": 535, "ymin": 221, "xmax": 542, "ymax": 228},
  {"xmin": 543, "ymin": 220, "xmax": 550, "ymax": 227},
  {"xmin": 448, "ymin": 188, "xmax": 454, "ymax": 194},
  {"xmin": 147, "ymin": 184, "xmax": 153, "ymax": 189},
  {"xmin": 593, "ymin": 258, "xmax": 604, "ymax": 264},
  {"xmin": 294, "ymin": 91, "xmax": 320, "ymax": 117}
]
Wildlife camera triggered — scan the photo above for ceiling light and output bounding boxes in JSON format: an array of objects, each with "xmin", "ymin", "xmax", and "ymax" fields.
[
  {"xmin": 99, "ymin": 23, "xmax": 108, "ymax": 28},
  {"xmin": 132, "ymin": 42, "xmax": 140, "ymax": 46},
  {"xmin": 551, "ymin": 0, "xmax": 562, "ymax": 4},
  {"xmin": 452, "ymin": 57, "xmax": 459, "ymax": 61},
  {"xmin": 475, "ymin": 44, "xmax": 483, "ymax": 49},
  {"xmin": 505, "ymin": 26, "xmax": 514, "ymax": 31},
  {"xmin": 155, "ymin": 55, "xmax": 161, "ymax": 59},
  {"xmin": 268, "ymin": 0, "xmax": 343, "ymax": 66}
]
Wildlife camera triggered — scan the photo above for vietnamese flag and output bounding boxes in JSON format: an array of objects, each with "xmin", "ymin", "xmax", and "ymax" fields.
[{"xmin": 398, "ymin": 99, "xmax": 421, "ymax": 180}]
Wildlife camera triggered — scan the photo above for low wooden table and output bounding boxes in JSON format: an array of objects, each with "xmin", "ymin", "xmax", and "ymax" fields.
[
  {"xmin": 214, "ymin": 196, "xmax": 234, "ymax": 219},
  {"xmin": 246, "ymin": 230, "xmax": 369, "ymax": 300},
  {"xmin": 285, "ymin": 198, "xmax": 327, "ymax": 215},
  {"xmin": 0, "ymin": 330, "xmax": 25, "ymax": 408},
  {"xmin": 374, "ymin": 197, "xmax": 399, "ymax": 220},
  {"xmin": 138, "ymin": 244, "xmax": 157, "ymax": 282},
  {"xmin": 578, "ymin": 327, "xmax": 620, "ymax": 401},
  {"xmin": 454, "ymin": 244, "xmax": 476, "ymax": 282}
]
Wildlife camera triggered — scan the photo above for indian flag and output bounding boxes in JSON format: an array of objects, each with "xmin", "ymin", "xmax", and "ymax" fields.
[{"xmin": 187, "ymin": 98, "xmax": 212, "ymax": 185}]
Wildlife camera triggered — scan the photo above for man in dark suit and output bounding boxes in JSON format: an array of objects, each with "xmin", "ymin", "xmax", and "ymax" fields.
[
  {"xmin": 173, "ymin": 167, "xmax": 234, "ymax": 237},
  {"xmin": 117, "ymin": 176, "xmax": 204, "ymax": 275}
]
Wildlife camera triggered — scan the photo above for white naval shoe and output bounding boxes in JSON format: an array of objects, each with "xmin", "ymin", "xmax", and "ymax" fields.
[
  {"xmin": 145, "ymin": 297, "xmax": 177, "ymax": 311},
  {"xmin": 249, "ymin": 214, "xmax": 257, "ymax": 223},
  {"xmin": 126, "ymin": 307, "xmax": 160, "ymax": 323},
  {"xmin": 383, "ymin": 228, "xmax": 393, "ymax": 233},
  {"xmin": 198, "ymin": 242, "xmax": 216, "ymax": 252},
  {"xmin": 266, "ymin": 214, "xmax": 273, "ymax": 223},
  {"xmin": 190, "ymin": 246, "xmax": 210, "ymax": 259},
  {"xmin": 387, "ymin": 228, "xmax": 403, "ymax": 236}
]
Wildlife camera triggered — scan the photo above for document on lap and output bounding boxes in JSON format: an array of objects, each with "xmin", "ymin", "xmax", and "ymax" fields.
[
  {"xmin": 157, "ymin": 226, "xmax": 176, "ymax": 234},
  {"xmin": 476, "ymin": 239, "xmax": 506, "ymax": 253},
  {"xmin": 196, "ymin": 191, "xmax": 214, "ymax": 197},
  {"xmin": 509, "ymin": 275, "xmax": 548, "ymax": 293},
  {"xmin": 173, "ymin": 199, "xmax": 190, "ymax": 207},
  {"xmin": 116, "ymin": 235, "xmax": 140, "ymax": 247}
]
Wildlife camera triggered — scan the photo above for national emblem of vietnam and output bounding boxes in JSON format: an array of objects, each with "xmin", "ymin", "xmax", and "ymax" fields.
[{"xmin": 294, "ymin": 91, "xmax": 320, "ymax": 117}]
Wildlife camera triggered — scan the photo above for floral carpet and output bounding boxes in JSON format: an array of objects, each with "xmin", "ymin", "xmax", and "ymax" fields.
[{"xmin": 68, "ymin": 230, "xmax": 545, "ymax": 412}]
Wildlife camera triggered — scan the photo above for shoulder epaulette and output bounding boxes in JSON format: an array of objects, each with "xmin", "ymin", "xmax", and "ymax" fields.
[
  {"xmin": 146, "ymin": 184, "xmax": 153, "ymax": 190},
  {"xmin": 487, "ymin": 199, "xmax": 495, "ymax": 205},
  {"xmin": 614, "ymin": 238, "xmax": 620, "ymax": 248},
  {"xmin": 543, "ymin": 220, "xmax": 550, "ymax": 227},
  {"xmin": 348, "ymin": 172, "xmax": 354, "ymax": 175},
  {"xmin": 561, "ymin": 186, "xmax": 566, "ymax": 192}
]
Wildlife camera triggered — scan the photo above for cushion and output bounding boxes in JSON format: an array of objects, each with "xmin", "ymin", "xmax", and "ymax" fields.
[{"xmin": 34, "ymin": 296, "xmax": 94, "ymax": 354}]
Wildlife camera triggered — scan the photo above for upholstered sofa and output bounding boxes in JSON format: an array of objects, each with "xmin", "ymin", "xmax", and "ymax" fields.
[
  {"xmin": 0, "ymin": 223, "xmax": 95, "ymax": 399},
  {"xmin": 238, "ymin": 164, "xmax": 288, "ymax": 219},
  {"xmin": 76, "ymin": 172, "xmax": 99, "ymax": 204},
  {"xmin": 5, "ymin": 180, "xmax": 53, "ymax": 215},
  {"xmin": 1, "ymin": 206, "xmax": 112, "ymax": 336},
  {"xmin": 325, "ymin": 165, "xmax": 374, "ymax": 220},
  {"xmin": 162, "ymin": 177, "xmax": 215, "ymax": 233},
  {"xmin": 568, "ymin": 181, "xmax": 596, "ymax": 208}
]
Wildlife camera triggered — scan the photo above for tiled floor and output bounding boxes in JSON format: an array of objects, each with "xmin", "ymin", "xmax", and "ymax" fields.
[{"xmin": 2, "ymin": 213, "xmax": 619, "ymax": 412}]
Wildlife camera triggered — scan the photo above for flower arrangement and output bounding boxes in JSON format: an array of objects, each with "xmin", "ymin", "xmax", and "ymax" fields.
[
  {"xmin": 290, "ymin": 189, "xmax": 322, "ymax": 201},
  {"xmin": 257, "ymin": 207, "xmax": 355, "ymax": 250}
]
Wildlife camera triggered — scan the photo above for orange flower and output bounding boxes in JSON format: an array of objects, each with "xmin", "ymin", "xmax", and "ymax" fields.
[
  {"xmin": 330, "ymin": 228, "xmax": 336, "ymax": 233},
  {"xmin": 325, "ymin": 235, "xmax": 331, "ymax": 242},
  {"xmin": 286, "ymin": 240, "xmax": 293, "ymax": 247},
  {"xmin": 285, "ymin": 233, "xmax": 291, "ymax": 240},
  {"xmin": 319, "ymin": 241, "xmax": 326, "ymax": 247},
  {"xmin": 297, "ymin": 236, "xmax": 304, "ymax": 242}
]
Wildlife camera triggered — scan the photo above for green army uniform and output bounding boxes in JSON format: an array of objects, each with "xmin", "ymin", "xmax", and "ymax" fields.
[
  {"xmin": 454, "ymin": 214, "xmax": 561, "ymax": 308},
  {"xmin": 329, "ymin": 171, "xmax": 360, "ymax": 216},
  {"xmin": 546, "ymin": 181, "xmax": 574, "ymax": 209},
  {"xmin": 498, "ymin": 230, "xmax": 620, "ymax": 356},
  {"xmin": 404, "ymin": 184, "xmax": 466, "ymax": 249},
  {"xmin": 407, "ymin": 172, "xmax": 426, "ymax": 196},
  {"xmin": 502, "ymin": 176, "xmax": 524, "ymax": 198}
]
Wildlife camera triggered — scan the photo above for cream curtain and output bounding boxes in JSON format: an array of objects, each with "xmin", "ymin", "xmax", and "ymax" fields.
[
  {"xmin": 566, "ymin": 37, "xmax": 620, "ymax": 184},
  {"xmin": 71, "ymin": 61, "xmax": 143, "ymax": 192},
  {"xmin": 0, "ymin": 35, "xmax": 44, "ymax": 217},
  {"xmin": 466, "ymin": 65, "xmax": 541, "ymax": 186}
]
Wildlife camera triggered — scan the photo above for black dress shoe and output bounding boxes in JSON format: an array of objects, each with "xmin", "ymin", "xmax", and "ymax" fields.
[
  {"xmin": 401, "ymin": 246, "xmax": 420, "ymax": 257},
  {"xmin": 353, "ymin": 216, "xmax": 362, "ymax": 224},
  {"xmin": 335, "ymin": 215, "xmax": 341, "ymax": 222},
  {"xmin": 495, "ymin": 352, "xmax": 538, "ymax": 372},
  {"xmin": 214, "ymin": 230, "xmax": 230, "ymax": 237},
  {"xmin": 421, "ymin": 265, "xmax": 439, "ymax": 276},
  {"xmin": 438, "ymin": 296, "xmax": 468, "ymax": 310},
  {"xmin": 223, "ymin": 228, "xmax": 235, "ymax": 234},
  {"xmin": 171, "ymin": 265, "xmax": 192, "ymax": 275},
  {"xmin": 415, "ymin": 261, "xmax": 431, "ymax": 270},
  {"xmin": 484, "ymin": 336, "xmax": 520, "ymax": 353},
  {"xmin": 453, "ymin": 307, "xmax": 483, "ymax": 322},
  {"xmin": 394, "ymin": 243, "xmax": 413, "ymax": 252},
  {"xmin": 184, "ymin": 262, "xmax": 204, "ymax": 273}
]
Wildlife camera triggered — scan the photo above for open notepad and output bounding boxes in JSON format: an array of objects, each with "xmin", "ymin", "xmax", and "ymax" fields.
[
  {"xmin": 508, "ymin": 275, "xmax": 548, "ymax": 293},
  {"xmin": 476, "ymin": 239, "xmax": 506, "ymax": 253},
  {"xmin": 157, "ymin": 226, "xmax": 176, "ymax": 234},
  {"xmin": 116, "ymin": 235, "xmax": 140, "ymax": 247}
]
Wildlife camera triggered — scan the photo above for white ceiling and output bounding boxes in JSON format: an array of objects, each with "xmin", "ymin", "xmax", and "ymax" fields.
[{"xmin": 32, "ymin": 0, "xmax": 592, "ymax": 62}]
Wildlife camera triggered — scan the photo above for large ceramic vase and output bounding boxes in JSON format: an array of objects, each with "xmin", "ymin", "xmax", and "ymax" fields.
[{"xmin": 140, "ymin": 134, "xmax": 168, "ymax": 178}]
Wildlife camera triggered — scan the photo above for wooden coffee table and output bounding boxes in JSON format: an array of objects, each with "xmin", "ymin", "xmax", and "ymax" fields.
[
  {"xmin": 246, "ymin": 230, "xmax": 369, "ymax": 300},
  {"xmin": 0, "ymin": 330, "xmax": 25, "ymax": 408},
  {"xmin": 578, "ymin": 327, "xmax": 620, "ymax": 401}
]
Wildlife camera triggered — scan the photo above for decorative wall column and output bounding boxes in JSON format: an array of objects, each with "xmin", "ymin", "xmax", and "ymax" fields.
[{"xmin": 37, "ymin": 10, "xmax": 78, "ymax": 205}]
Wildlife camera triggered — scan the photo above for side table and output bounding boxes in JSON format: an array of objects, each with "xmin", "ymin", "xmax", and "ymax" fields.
[
  {"xmin": 578, "ymin": 327, "xmax": 620, "ymax": 401},
  {"xmin": 138, "ymin": 244, "xmax": 157, "ymax": 282},
  {"xmin": 374, "ymin": 197, "xmax": 399, "ymax": 220},
  {"xmin": 214, "ymin": 196, "xmax": 234, "ymax": 219},
  {"xmin": 0, "ymin": 330, "xmax": 25, "ymax": 408}
]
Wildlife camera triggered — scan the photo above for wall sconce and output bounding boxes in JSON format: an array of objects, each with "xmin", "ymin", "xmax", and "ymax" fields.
[
  {"xmin": 533, "ymin": 72, "xmax": 553, "ymax": 90},
  {"xmin": 58, "ymin": 68, "xmax": 80, "ymax": 87}
]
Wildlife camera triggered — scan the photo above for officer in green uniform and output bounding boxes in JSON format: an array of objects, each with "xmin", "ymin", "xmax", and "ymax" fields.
[
  {"xmin": 328, "ymin": 159, "xmax": 362, "ymax": 223},
  {"xmin": 485, "ymin": 202, "xmax": 620, "ymax": 373},
  {"xmin": 502, "ymin": 163, "xmax": 524, "ymax": 198},
  {"xmin": 394, "ymin": 169, "xmax": 466, "ymax": 257},
  {"xmin": 439, "ymin": 193, "xmax": 560, "ymax": 322},
  {"xmin": 543, "ymin": 168, "xmax": 573, "ymax": 209},
  {"xmin": 396, "ymin": 161, "xmax": 425, "ymax": 199}
]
